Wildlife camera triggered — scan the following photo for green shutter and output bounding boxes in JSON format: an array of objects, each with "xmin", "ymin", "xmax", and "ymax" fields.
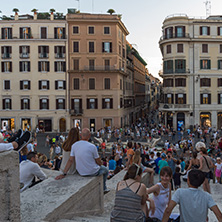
[
  {"xmin": 164, "ymin": 61, "xmax": 166, "ymax": 73},
  {"xmin": 208, "ymin": 60, "xmax": 211, "ymax": 69},
  {"xmin": 170, "ymin": 60, "xmax": 173, "ymax": 72},
  {"xmin": 175, "ymin": 60, "xmax": 178, "ymax": 70},
  {"xmin": 218, "ymin": 60, "xmax": 221, "ymax": 69},
  {"xmin": 200, "ymin": 60, "xmax": 203, "ymax": 69}
]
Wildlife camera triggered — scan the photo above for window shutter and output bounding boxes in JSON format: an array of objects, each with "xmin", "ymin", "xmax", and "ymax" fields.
[
  {"xmin": 56, "ymin": 99, "xmax": 58, "ymax": 109},
  {"xmin": 47, "ymin": 99, "xmax": 49, "ymax": 109},
  {"xmin": 54, "ymin": 46, "xmax": 57, "ymax": 53},
  {"xmin": 28, "ymin": 62, "xmax": 30, "ymax": 72},
  {"xmin": 21, "ymin": 99, "xmax": 23, "ymax": 110},
  {"xmin": 164, "ymin": 94, "xmax": 167, "ymax": 103},
  {"xmin": 170, "ymin": 60, "xmax": 173, "ymax": 71},
  {"xmin": 200, "ymin": 60, "xmax": 203, "ymax": 69},
  {"xmin": 55, "ymin": 62, "xmax": 57, "ymax": 72},
  {"xmin": 47, "ymin": 62, "xmax": 50, "ymax": 72},
  {"xmin": 208, "ymin": 60, "xmax": 211, "ymax": 69},
  {"xmin": 55, "ymin": 81, "xmax": 58, "ymax": 89},
  {"xmin": 87, "ymin": 99, "xmax": 90, "ymax": 109},
  {"xmin": 38, "ymin": 62, "xmax": 41, "ymax": 72},
  {"xmin": 1, "ymin": 62, "xmax": 4, "ymax": 72},
  {"xmin": 39, "ymin": 81, "xmax": 41, "ymax": 90},
  {"xmin": 63, "ymin": 81, "xmax": 66, "ymax": 90},
  {"xmin": 1, "ymin": 28, "xmax": 4, "ymax": 39},
  {"xmin": 102, "ymin": 99, "xmax": 105, "ymax": 109},
  {"xmin": 200, "ymin": 94, "xmax": 203, "ymax": 104},
  {"xmin": 28, "ymin": 99, "xmax": 30, "ymax": 109},
  {"xmin": 9, "ymin": 46, "xmax": 12, "ymax": 53},
  {"xmin": 208, "ymin": 94, "xmax": 211, "ymax": 104},
  {"xmin": 28, "ymin": 46, "xmax": 30, "ymax": 53},
  {"xmin": 175, "ymin": 94, "xmax": 178, "ymax": 104},
  {"xmin": 62, "ymin": 28, "xmax": 65, "ymax": 38},
  {"xmin": 170, "ymin": 27, "xmax": 173, "ymax": 37},
  {"xmin": 9, "ymin": 62, "xmax": 12, "ymax": 72},
  {"xmin": 172, "ymin": 94, "xmax": 174, "ymax": 104},
  {"xmin": 175, "ymin": 60, "xmax": 178, "ymax": 70},
  {"xmin": 207, "ymin": 27, "xmax": 210, "ymax": 35},
  {"xmin": 200, "ymin": 27, "xmax": 202, "ymax": 35},
  {"xmin": 19, "ymin": 62, "xmax": 22, "ymax": 72},
  {"xmin": 46, "ymin": 46, "xmax": 49, "ymax": 53},
  {"xmin": 182, "ymin": 26, "xmax": 185, "ymax": 36},
  {"xmin": 164, "ymin": 29, "xmax": 167, "ymax": 38},
  {"xmin": 218, "ymin": 94, "xmax": 220, "ymax": 104},
  {"xmin": 63, "ymin": 62, "xmax": 66, "ymax": 72},
  {"xmin": 183, "ymin": 94, "xmax": 186, "ymax": 104},
  {"xmin": 218, "ymin": 27, "xmax": 220, "ymax": 35},
  {"xmin": 9, "ymin": 99, "xmax": 11, "ymax": 109},
  {"xmin": 218, "ymin": 60, "xmax": 220, "ymax": 69},
  {"xmin": 47, "ymin": 81, "xmax": 49, "ymax": 90},
  {"xmin": 102, "ymin": 42, "xmax": 104, "ymax": 52},
  {"xmin": 95, "ymin": 99, "xmax": 98, "ymax": 109},
  {"xmin": 20, "ymin": 81, "xmax": 23, "ymax": 90},
  {"xmin": 163, "ymin": 61, "xmax": 166, "ymax": 73},
  {"xmin": 110, "ymin": 98, "xmax": 113, "ymax": 109},
  {"xmin": 39, "ymin": 99, "xmax": 42, "ymax": 109},
  {"xmin": 2, "ymin": 99, "xmax": 5, "ymax": 109},
  {"xmin": 20, "ymin": 28, "xmax": 23, "ymax": 38},
  {"xmin": 38, "ymin": 46, "xmax": 41, "ymax": 53},
  {"xmin": 63, "ymin": 46, "xmax": 66, "ymax": 53},
  {"xmin": 63, "ymin": 99, "xmax": 65, "ymax": 109},
  {"xmin": 110, "ymin": 42, "xmax": 112, "ymax": 53},
  {"xmin": 19, "ymin": 46, "xmax": 22, "ymax": 54},
  {"xmin": 28, "ymin": 81, "xmax": 31, "ymax": 89},
  {"xmin": 79, "ymin": 99, "xmax": 82, "ymax": 111},
  {"xmin": 71, "ymin": 99, "xmax": 74, "ymax": 110},
  {"xmin": 54, "ymin": 28, "xmax": 57, "ymax": 39},
  {"xmin": 1, "ymin": 47, "xmax": 4, "ymax": 54},
  {"xmin": 175, "ymin": 26, "xmax": 178, "ymax": 37}
]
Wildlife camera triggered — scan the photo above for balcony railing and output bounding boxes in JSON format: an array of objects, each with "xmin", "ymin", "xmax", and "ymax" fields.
[
  {"xmin": 55, "ymin": 53, "xmax": 65, "ymax": 58},
  {"xmin": 160, "ymin": 33, "xmax": 190, "ymax": 41},
  {"xmin": 2, "ymin": 53, "xmax": 11, "ymax": 59},
  {"xmin": 83, "ymin": 66, "xmax": 123, "ymax": 71},
  {"xmin": 159, "ymin": 103, "xmax": 191, "ymax": 110},
  {"xmin": 39, "ymin": 53, "xmax": 49, "ymax": 58},
  {"xmin": 163, "ymin": 69, "xmax": 189, "ymax": 74},
  {"xmin": 20, "ymin": 53, "xmax": 29, "ymax": 58},
  {"xmin": 70, "ymin": 109, "xmax": 83, "ymax": 116}
]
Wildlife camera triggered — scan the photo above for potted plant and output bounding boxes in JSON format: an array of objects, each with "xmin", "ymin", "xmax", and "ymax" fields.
[
  {"xmin": 12, "ymin": 8, "xmax": 19, "ymax": 15},
  {"xmin": 31, "ymin": 8, "xmax": 38, "ymax": 15},
  {"xmin": 107, "ymin": 9, "xmax": 115, "ymax": 15},
  {"xmin": 49, "ymin": 8, "xmax": 55, "ymax": 15}
]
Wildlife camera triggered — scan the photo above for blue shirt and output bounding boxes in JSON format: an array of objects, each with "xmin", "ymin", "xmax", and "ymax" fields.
[
  {"xmin": 180, "ymin": 161, "xmax": 185, "ymax": 172},
  {"xmin": 109, "ymin": 159, "xmax": 116, "ymax": 171}
]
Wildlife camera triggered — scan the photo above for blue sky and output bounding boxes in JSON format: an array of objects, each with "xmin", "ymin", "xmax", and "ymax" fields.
[{"xmin": 1, "ymin": 0, "xmax": 221, "ymax": 78}]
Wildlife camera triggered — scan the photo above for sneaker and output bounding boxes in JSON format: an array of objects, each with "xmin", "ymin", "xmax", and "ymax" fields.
[
  {"xmin": 104, "ymin": 188, "xmax": 110, "ymax": 194},
  {"xmin": 15, "ymin": 131, "xmax": 31, "ymax": 152},
  {"xmin": 7, "ymin": 129, "xmax": 23, "ymax": 143}
]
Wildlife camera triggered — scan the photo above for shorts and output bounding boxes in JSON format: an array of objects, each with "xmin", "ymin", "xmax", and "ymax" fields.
[
  {"xmin": 215, "ymin": 169, "xmax": 221, "ymax": 178},
  {"xmin": 204, "ymin": 171, "xmax": 212, "ymax": 179}
]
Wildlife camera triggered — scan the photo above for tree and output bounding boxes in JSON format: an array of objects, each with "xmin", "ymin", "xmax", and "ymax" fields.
[
  {"xmin": 31, "ymin": 8, "xmax": 38, "ymax": 14},
  {"xmin": 49, "ymin": 8, "xmax": 56, "ymax": 14},
  {"xmin": 12, "ymin": 8, "xmax": 19, "ymax": 14},
  {"xmin": 107, "ymin": 9, "xmax": 115, "ymax": 15}
]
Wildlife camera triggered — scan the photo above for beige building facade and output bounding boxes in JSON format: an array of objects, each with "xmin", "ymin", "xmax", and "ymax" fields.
[
  {"xmin": 159, "ymin": 14, "xmax": 222, "ymax": 130},
  {"xmin": 0, "ymin": 13, "xmax": 69, "ymax": 132}
]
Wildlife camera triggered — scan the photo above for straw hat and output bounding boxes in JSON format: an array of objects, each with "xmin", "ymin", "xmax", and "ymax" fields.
[{"xmin": 195, "ymin": 141, "xmax": 206, "ymax": 151}]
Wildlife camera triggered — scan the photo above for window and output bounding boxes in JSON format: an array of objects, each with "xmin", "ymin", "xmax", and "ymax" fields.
[
  {"xmin": 40, "ymin": 27, "xmax": 47, "ymax": 39},
  {"xmin": 218, "ymin": 78, "xmax": 222, "ymax": 87},
  {"xmin": 87, "ymin": 98, "xmax": 98, "ymax": 109},
  {"xmin": 102, "ymin": 42, "xmax": 112, "ymax": 53},
  {"xmin": 217, "ymin": 27, "xmax": 222, "ymax": 36},
  {"xmin": 89, "ymin": 78, "xmax": 95, "ymax": 90},
  {"xmin": 54, "ymin": 27, "xmax": 65, "ymax": 39},
  {"xmin": 71, "ymin": 99, "xmax": 82, "ymax": 113},
  {"xmin": 1, "ymin": 46, "xmax": 12, "ymax": 59},
  {"xmin": 200, "ymin": 60, "xmax": 211, "ymax": 69},
  {"xmin": 163, "ymin": 79, "xmax": 174, "ymax": 87},
  {"xmin": 202, "ymin": 44, "xmax": 208, "ymax": 53},
  {"xmin": 177, "ymin": 44, "xmax": 183, "ymax": 53},
  {"xmin": 88, "ymin": 26, "xmax": 94, "ymax": 34},
  {"xmin": 73, "ymin": 42, "xmax": 79, "ymax": 52},
  {"xmin": 105, "ymin": 59, "xmax": 110, "ymax": 70},
  {"xmin": 1, "ymin": 27, "xmax": 12, "ymax": 39},
  {"xmin": 55, "ymin": 80, "xmax": 66, "ymax": 90},
  {"xmin": 38, "ymin": 61, "xmax": 50, "ymax": 72},
  {"xmin": 3, "ymin": 98, "xmax": 11, "ymax": 110},
  {"xmin": 89, "ymin": 42, "xmax": 94, "ymax": 53},
  {"xmin": 166, "ymin": 45, "xmax": 171, "ymax": 54},
  {"xmin": 1, "ymin": 62, "xmax": 12, "ymax": 72},
  {"xmin": 164, "ymin": 27, "xmax": 173, "ymax": 39},
  {"xmin": 40, "ymin": 98, "xmax": 49, "ymax": 109},
  {"xmin": 4, "ymin": 80, "xmax": 10, "ymax": 90},
  {"xmin": 218, "ymin": 60, "xmax": 222, "ymax": 69},
  {"xmin": 73, "ymin": 59, "xmax": 79, "ymax": 70},
  {"xmin": 104, "ymin": 27, "xmax": 110, "ymax": 34},
  {"xmin": 175, "ymin": 26, "xmax": 185, "ymax": 37},
  {"xmin": 218, "ymin": 94, "xmax": 222, "ymax": 104},
  {"xmin": 175, "ymin": 60, "xmax": 186, "ymax": 73},
  {"xmin": 19, "ymin": 46, "xmax": 30, "ymax": 58},
  {"xmin": 165, "ymin": 94, "xmax": 174, "ymax": 104},
  {"xmin": 175, "ymin": 78, "xmax": 186, "ymax": 87},
  {"xmin": 104, "ymin": 78, "xmax": 110, "ymax": 89},
  {"xmin": 120, "ymin": 79, "xmax": 122, "ymax": 90},
  {"xmin": 122, "ymin": 48, "xmax": 125, "ymax": 58},
  {"xmin": 73, "ymin": 26, "xmax": 79, "ymax": 34},
  {"xmin": 39, "ymin": 80, "xmax": 49, "ymax": 90},
  {"xmin": 20, "ymin": 80, "xmax": 31, "ymax": 90},
  {"xmin": 201, "ymin": 94, "xmax": 211, "ymax": 104},
  {"xmin": 163, "ymin": 60, "xmax": 173, "ymax": 74},
  {"xmin": 119, "ymin": 45, "xmax": 121, "ymax": 55},
  {"xmin": 200, "ymin": 78, "xmax": 211, "ymax": 87},
  {"xmin": 54, "ymin": 46, "xmax": 65, "ymax": 58},
  {"xmin": 220, "ymin": 45, "xmax": 222, "ymax": 53},
  {"xmin": 20, "ymin": 27, "xmax": 31, "ymax": 39},
  {"xmin": 175, "ymin": 94, "xmax": 186, "ymax": 104},
  {"xmin": 55, "ymin": 61, "xmax": 66, "ymax": 72},
  {"xmin": 73, "ymin": 78, "xmax": 79, "ymax": 90},
  {"xmin": 56, "ymin": 98, "xmax": 65, "ymax": 109},
  {"xmin": 89, "ymin": 60, "xmax": 95, "ymax": 71},
  {"xmin": 200, "ymin": 26, "xmax": 210, "ymax": 35},
  {"xmin": 19, "ymin": 61, "xmax": 30, "ymax": 72},
  {"xmin": 38, "ymin": 46, "xmax": 49, "ymax": 58},
  {"xmin": 102, "ymin": 98, "xmax": 113, "ymax": 109},
  {"xmin": 21, "ymin": 98, "xmax": 30, "ymax": 110}
]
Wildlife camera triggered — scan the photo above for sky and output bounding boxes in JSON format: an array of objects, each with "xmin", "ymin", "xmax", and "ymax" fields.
[{"xmin": 1, "ymin": 0, "xmax": 222, "ymax": 78}]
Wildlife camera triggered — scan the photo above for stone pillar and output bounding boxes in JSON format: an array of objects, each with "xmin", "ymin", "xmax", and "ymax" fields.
[
  {"xmin": 211, "ymin": 111, "xmax": 217, "ymax": 130},
  {"xmin": 0, "ymin": 150, "xmax": 20, "ymax": 222}
]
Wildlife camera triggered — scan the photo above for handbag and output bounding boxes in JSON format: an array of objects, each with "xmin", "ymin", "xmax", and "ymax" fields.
[{"xmin": 203, "ymin": 156, "xmax": 213, "ymax": 179}]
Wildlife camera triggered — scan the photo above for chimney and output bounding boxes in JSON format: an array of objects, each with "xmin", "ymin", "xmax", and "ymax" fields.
[
  {"xmin": 50, "ymin": 12, "xmax": 54, "ymax": 20},
  {"xmin": 15, "ymin": 12, "xmax": 19, "ymax": 20},
  {"xmin": 34, "ymin": 12, "xmax": 37, "ymax": 20}
]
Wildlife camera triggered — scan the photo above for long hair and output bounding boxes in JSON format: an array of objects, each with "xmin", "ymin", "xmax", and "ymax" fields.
[
  {"xmin": 133, "ymin": 150, "xmax": 141, "ymax": 164},
  {"xmin": 62, "ymin": 127, "xmax": 80, "ymax": 151},
  {"xmin": 124, "ymin": 164, "xmax": 142, "ymax": 180}
]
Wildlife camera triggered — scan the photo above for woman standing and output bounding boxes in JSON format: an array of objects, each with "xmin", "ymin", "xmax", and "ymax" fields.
[
  {"xmin": 115, "ymin": 143, "xmax": 123, "ymax": 167},
  {"xmin": 187, "ymin": 151, "xmax": 200, "ymax": 170},
  {"xmin": 110, "ymin": 164, "xmax": 154, "ymax": 221},
  {"xmin": 60, "ymin": 127, "xmax": 80, "ymax": 175},
  {"xmin": 199, "ymin": 145, "xmax": 214, "ymax": 193}
]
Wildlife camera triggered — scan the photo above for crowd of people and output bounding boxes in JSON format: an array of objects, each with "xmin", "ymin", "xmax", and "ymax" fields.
[{"xmin": 0, "ymin": 119, "xmax": 222, "ymax": 221}]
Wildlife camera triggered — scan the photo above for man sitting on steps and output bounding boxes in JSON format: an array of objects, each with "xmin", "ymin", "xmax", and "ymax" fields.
[{"xmin": 56, "ymin": 128, "xmax": 109, "ymax": 193}]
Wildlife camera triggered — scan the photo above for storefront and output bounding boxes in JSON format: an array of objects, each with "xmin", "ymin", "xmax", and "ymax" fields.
[
  {"xmin": 90, "ymin": 119, "xmax": 95, "ymax": 132},
  {"xmin": 218, "ymin": 112, "xmax": 222, "ymax": 129},
  {"xmin": 200, "ymin": 112, "xmax": 211, "ymax": 128},
  {"xmin": 166, "ymin": 112, "xmax": 173, "ymax": 128},
  {"xmin": 73, "ymin": 119, "xmax": 81, "ymax": 129},
  {"xmin": 103, "ymin": 119, "xmax": 112, "ymax": 128},
  {"xmin": 21, "ymin": 118, "xmax": 31, "ymax": 131},
  {"xmin": 59, "ymin": 118, "xmax": 66, "ymax": 132},
  {"xmin": 38, "ymin": 119, "xmax": 52, "ymax": 132},
  {"xmin": 177, "ymin": 112, "xmax": 185, "ymax": 131},
  {"xmin": 1, "ymin": 118, "xmax": 15, "ymax": 131}
]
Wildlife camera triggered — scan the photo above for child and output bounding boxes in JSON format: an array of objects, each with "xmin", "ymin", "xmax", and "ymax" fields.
[
  {"xmin": 175, "ymin": 160, "xmax": 181, "ymax": 172},
  {"xmin": 173, "ymin": 167, "xmax": 182, "ymax": 190},
  {"xmin": 215, "ymin": 157, "xmax": 222, "ymax": 184}
]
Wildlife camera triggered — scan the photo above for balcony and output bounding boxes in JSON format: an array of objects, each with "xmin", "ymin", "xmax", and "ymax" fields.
[
  {"xmin": 2, "ymin": 53, "xmax": 11, "ymax": 59},
  {"xmin": 163, "ymin": 69, "xmax": 190, "ymax": 75},
  {"xmin": 83, "ymin": 66, "xmax": 122, "ymax": 71},
  {"xmin": 160, "ymin": 33, "xmax": 190, "ymax": 41},
  {"xmin": 55, "ymin": 53, "xmax": 65, "ymax": 58},
  {"xmin": 39, "ymin": 53, "xmax": 49, "ymax": 58},
  {"xmin": 69, "ymin": 109, "xmax": 83, "ymax": 116},
  {"xmin": 159, "ymin": 103, "xmax": 191, "ymax": 111},
  {"xmin": 20, "ymin": 53, "xmax": 29, "ymax": 58}
]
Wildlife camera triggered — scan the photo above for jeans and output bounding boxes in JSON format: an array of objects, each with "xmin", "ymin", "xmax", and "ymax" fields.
[{"xmin": 94, "ymin": 165, "xmax": 108, "ymax": 190}]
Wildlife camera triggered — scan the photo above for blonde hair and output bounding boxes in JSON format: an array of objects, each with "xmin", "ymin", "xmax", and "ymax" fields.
[{"xmin": 133, "ymin": 150, "xmax": 141, "ymax": 165}]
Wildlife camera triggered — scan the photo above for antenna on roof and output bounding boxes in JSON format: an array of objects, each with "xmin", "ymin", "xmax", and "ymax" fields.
[{"xmin": 204, "ymin": 1, "xmax": 211, "ymax": 18}]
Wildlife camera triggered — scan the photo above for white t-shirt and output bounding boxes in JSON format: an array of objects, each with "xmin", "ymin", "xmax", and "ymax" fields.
[
  {"xmin": 215, "ymin": 163, "xmax": 222, "ymax": 171},
  {"xmin": 70, "ymin": 140, "xmax": 100, "ymax": 176},
  {"xmin": 55, "ymin": 146, "xmax": 61, "ymax": 154},
  {"xmin": 172, "ymin": 188, "xmax": 216, "ymax": 222}
]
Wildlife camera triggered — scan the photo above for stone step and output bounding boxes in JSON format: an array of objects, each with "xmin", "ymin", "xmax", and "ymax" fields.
[{"xmin": 57, "ymin": 214, "xmax": 110, "ymax": 222}]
